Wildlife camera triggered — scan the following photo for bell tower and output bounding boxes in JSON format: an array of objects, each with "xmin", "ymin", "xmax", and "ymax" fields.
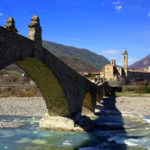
[
  {"xmin": 110, "ymin": 59, "xmax": 116, "ymax": 66},
  {"xmin": 123, "ymin": 48, "xmax": 128, "ymax": 76}
]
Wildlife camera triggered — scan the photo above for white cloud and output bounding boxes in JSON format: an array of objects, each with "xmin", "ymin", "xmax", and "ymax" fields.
[
  {"xmin": 148, "ymin": 13, "xmax": 150, "ymax": 17},
  {"xmin": 101, "ymin": 49, "xmax": 120, "ymax": 55},
  {"xmin": 112, "ymin": 1, "xmax": 122, "ymax": 11},
  {"xmin": 112, "ymin": 1, "xmax": 120, "ymax": 5},
  {"xmin": 0, "ymin": 13, "xmax": 3, "ymax": 17},
  {"xmin": 115, "ymin": 5, "xmax": 123, "ymax": 11}
]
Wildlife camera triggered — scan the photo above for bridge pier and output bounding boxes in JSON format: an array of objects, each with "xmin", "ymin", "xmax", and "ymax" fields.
[{"xmin": 39, "ymin": 90, "xmax": 96, "ymax": 131}]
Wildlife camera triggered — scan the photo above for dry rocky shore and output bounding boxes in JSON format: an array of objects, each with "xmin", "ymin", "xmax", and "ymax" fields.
[
  {"xmin": 0, "ymin": 97, "xmax": 47, "ymax": 128},
  {"xmin": 0, "ymin": 96, "xmax": 150, "ymax": 129},
  {"xmin": 114, "ymin": 96, "xmax": 150, "ymax": 116},
  {"xmin": 94, "ymin": 96, "xmax": 150, "ymax": 116}
]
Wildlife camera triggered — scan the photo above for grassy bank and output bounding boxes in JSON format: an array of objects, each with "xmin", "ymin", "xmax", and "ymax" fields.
[
  {"xmin": 116, "ymin": 86, "xmax": 150, "ymax": 97},
  {"xmin": 0, "ymin": 87, "xmax": 41, "ymax": 97}
]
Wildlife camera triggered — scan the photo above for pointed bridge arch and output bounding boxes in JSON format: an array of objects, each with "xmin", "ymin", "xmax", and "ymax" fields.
[{"xmin": 0, "ymin": 26, "xmax": 98, "ymax": 120}]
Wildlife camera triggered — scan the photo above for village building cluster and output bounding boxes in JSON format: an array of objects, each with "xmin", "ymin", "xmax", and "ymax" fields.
[{"xmin": 79, "ymin": 49, "xmax": 150, "ymax": 84}]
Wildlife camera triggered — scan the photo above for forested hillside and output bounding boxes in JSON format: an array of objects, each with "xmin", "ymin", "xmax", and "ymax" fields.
[{"xmin": 43, "ymin": 40, "xmax": 109, "ymax": 71}]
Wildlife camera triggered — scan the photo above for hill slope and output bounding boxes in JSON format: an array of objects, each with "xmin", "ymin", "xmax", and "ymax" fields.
[
  {"xmin": 130, "ymin": 55, "xmax": 150, "ymax": 70},
  {"xmin": 58, "ymin": 56, "xmax": 99, "ymax": 72},
  {"xmin": 42, "ymin": 40, "xmax": 109, "ymax": 71}
]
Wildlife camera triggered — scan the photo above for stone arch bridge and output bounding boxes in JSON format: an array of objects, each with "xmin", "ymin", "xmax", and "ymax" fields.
[{"xmin": 0, "ymin": 15, "xmax": 106, "ymax": 130}]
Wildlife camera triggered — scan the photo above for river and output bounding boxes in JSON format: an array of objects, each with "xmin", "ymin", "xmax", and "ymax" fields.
[{"xmin": 0, "ymin": 114, "xmax": 150, "ymax": 150}]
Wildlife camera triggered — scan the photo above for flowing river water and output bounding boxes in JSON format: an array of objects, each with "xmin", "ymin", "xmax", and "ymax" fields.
[{"xmin": 0, "ymin": 115, "xmax": 150, "ymax": 150}]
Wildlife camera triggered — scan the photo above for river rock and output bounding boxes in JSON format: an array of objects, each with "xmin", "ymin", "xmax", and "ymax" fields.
[
  {"xmin": 0, "ymin": 122, "xmax": 24, "ymax": 129},
  {"xmin": 39, "ymin": 113, "xmax": 84, "ymax": 131}
]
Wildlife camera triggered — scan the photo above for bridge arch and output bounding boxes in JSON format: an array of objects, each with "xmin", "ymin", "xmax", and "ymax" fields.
[
  {"xmin": 82, "ymin": 90, "xmax": 96, "ymax": 116},
  {"xmin": 16, "ymin": 58, "xmax": 70, "ymax": 116},
  {"xmin": 0, "ymin": 16, "xmax": 98, "ymax": 129},
  {"xmin": 0, "ymin": 27, "xmax": 71, "ymax": 117}
]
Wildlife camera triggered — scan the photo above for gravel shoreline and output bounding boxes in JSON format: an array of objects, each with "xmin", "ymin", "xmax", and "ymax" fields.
[
  {"xmin": 0, "ymin": 97, "xmax": 48, "ymax": 117},
  {"xmin": 0, "ymin": 97, "xmax": 48, "ymax": 128},
  {"xmin": 115, "ymin": 96, "xmax": 150, "ymax": 116},
  {"xmin": 96, "ymin": 96, "xmax": 150, "ymax": 117},
  {"xmin": 1, "ymin": 96, "xmax": 150, "ymax": 117},
  {"xmin": 0, "ymin": 96, "xmax": 150, "ymax": 128}
]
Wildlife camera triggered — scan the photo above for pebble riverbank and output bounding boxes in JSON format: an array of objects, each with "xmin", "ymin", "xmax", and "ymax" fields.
[
  {"xmin": 95, "ymin": 96, "xmax": 150, "ymax": 117},
  {"xmin": 114, "ymin": 96, "xmax": 150, "ymax": 116},
  {"xmin": 0, "ymin": 97, "xmax": 48, "ymax": 117},
  {"xmin": 0, "ymin": 97, "xmax": 48, "ymax": 128},
  {"xmin": 0, "ymin": 96, "xmax": 150, "ymax": 129}
]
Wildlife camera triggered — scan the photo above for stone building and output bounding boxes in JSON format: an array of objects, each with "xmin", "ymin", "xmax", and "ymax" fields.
[
  {"xmin": 104, "ymin": 63, "xmax": 117, "ymax": 80},
  {"xmin": 103, "ymin": 49, "xmax": 150, "ymax": 82},
  {"xmin": 103, "ymin": 59, "xmax": 125, "ymax": 81},
  {"xmin": 80, "ymin": 49, "xmax": 150, "ymax": 83}
]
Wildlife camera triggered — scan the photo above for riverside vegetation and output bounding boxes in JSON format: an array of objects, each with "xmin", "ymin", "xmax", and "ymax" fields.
[
  {"xmin": 116, "ymin": 86, "xmax": 150, "ymax": 97},
  {"xmin": 0, "ymin": 64, "xmax": 41, "ymax": 97}
]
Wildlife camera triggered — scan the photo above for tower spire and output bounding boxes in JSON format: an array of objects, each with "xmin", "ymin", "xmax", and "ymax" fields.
[{"xmin": 123, "ymin": 48, "xmax": 128, "ymax": 76}]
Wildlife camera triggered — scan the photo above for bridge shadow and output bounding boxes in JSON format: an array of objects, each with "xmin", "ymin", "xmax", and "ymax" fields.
[
  {"xmin": 77, "ymin": 95, "xmax": 145, "ymax": 150},
  {"xmin": 76, "ymin": 96, "xmax": 128, "ymax": 150}
]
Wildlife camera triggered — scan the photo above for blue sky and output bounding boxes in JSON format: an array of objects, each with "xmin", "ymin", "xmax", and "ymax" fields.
[{"xmin": 0, "ymin": 0, "xmax": 150, "ymax": 66}]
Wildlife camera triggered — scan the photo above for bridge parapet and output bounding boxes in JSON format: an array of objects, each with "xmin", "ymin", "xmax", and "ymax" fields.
[
  {"xmin": 0, "ymin": 26, "xmax": 34, "ymax": 68},
  {"xmin": 4, "ymin": 16, "xmax": 18, "ymax": 33},
  {"xmin": 28, "ymin": 15, "xmax": 43, "ymax": 60},
  {"xmin": 29, "ymin": 15, "xmax": 42, "ymax": 44}
]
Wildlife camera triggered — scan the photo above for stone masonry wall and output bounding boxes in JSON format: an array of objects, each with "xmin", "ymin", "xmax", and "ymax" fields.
[
  {"xmin": 127, "ymin": 71, "xmax": 150, "ymax": 81},
  {"xmin": 0, "ymin": 27, "xmax": 34, "ymax": 68}
]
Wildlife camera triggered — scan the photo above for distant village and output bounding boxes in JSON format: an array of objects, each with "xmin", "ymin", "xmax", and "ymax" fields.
[{"xmin": 79, "ymin": 49, "xmax": 150, "ymax": 85}]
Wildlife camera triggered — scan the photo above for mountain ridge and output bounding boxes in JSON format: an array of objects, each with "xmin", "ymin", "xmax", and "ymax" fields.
[
  {"xmin": 42, "ymin": 40, "xmax": 109, "ymax": 71},
  {"xmin": 130, "ymin": 54, "xmax": 150, "ymax": 70},
  {"xmin": 58, "ymin": 56, "xmax": 99, "ymax": 72}
]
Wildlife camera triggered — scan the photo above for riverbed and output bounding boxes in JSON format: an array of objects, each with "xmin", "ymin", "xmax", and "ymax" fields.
[{"xmin": 0, "ymin": 96, "xmax": 150, "ymax": 150}]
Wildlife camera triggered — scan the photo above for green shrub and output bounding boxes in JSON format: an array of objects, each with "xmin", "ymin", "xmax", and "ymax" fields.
[
  {"xmin": 135, "ymin": 86, "xmax": 150, "ymax": 94},
  {"xmin": 122, "ymin": 86, "xmax": 150, "ymax": 94}
]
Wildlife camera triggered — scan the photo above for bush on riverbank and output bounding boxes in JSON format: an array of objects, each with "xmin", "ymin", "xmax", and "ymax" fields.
[
  {"xmin": 123, "ymin": 86, "xmax": 150, "ymax": 94},
  {"xmin": 0, "ymin": 87, "xmax": 41, "ymax": 97},
  {"xmin": 116, "ymin": 86, "xmax": 150, "ymax": 97}
]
